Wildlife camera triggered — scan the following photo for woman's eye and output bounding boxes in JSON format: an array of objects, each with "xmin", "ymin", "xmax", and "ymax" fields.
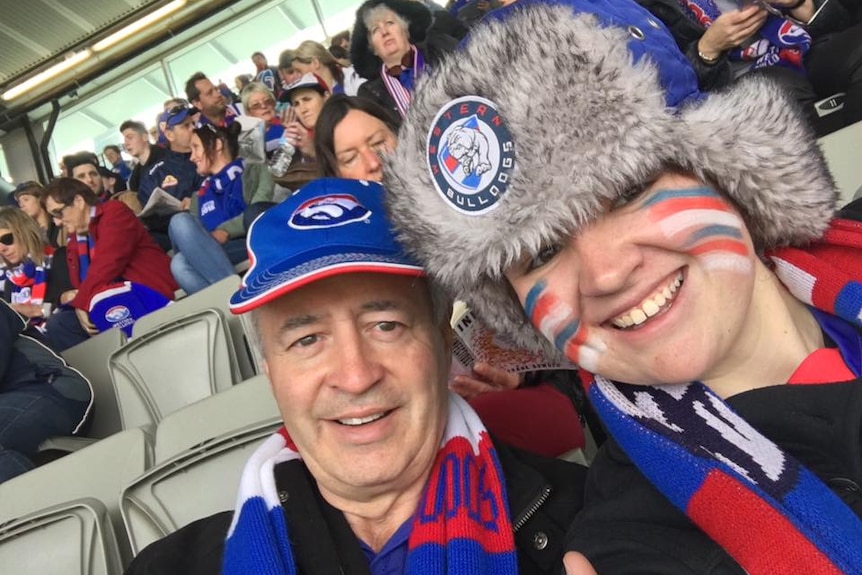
[
  {"xmin": 339, "ymin": 154, "xmax": 357, "ymax": 166},
  {"xmin": 527, "ymin": 244, "xmax": 562, "ymax": 272},
  {"xmin": 612, "ymin": 184, "xmax": 648, "ymax": 209}
]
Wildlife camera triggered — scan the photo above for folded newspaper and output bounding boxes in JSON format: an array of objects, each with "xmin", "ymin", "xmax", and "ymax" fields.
[
  {"xmin": 138, "ymin": 187, "xmax": 183, "ymax": 218},
  {"xmin": 451, "ymin": 304, "xmax": 576, "ymax": 373}
]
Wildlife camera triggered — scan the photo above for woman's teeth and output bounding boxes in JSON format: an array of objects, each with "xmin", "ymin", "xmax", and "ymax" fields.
[{"xmin": 611, "ymin": 272, "xmax": 683, "ymax": 329}]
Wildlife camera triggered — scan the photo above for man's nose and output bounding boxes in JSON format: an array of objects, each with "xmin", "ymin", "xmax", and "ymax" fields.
[{"xmin": 329, "ymin": 331, "xmax": 384, "ymax": 394}]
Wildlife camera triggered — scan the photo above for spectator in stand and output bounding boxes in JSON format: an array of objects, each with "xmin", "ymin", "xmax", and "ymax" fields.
[
  {"xmin": 330, "ymin": 29, "xmax": 351, "ymax": 51},
  {"xmin": 276, "ymin": 49, "xmax": 302, "ymax": 103},
  {"xmin": 350, "ymin": 0, "xmax": 461, "ymax": 118},
  {"xmin": 102, "ymin": 144, "xmax": 132, "ymax": 183},
  {"xmin": 291, "ymin": 40, "xmax": 359, "ymax": 96},
  {"xmin": 314, "ymin": 94, "xmax": 586, "ymax": 459},
  {"xmin": 0, "ymin": 207, "xmax": 72, "ymax": 337},
  {"xmin": 251, "ymin": 51, "xmax": 280, "ymax": 93},
  {"xmin": 0, "ymin": 298, "xmax": 92, "ymax": 484},
  {"xmin": 233, "ymin": 74, "xmax": 252, "ymax": 96},
  {"xmin": 387, "ymin": 2, "xmax": 862, "ymax": 572},
  {"xmin": 185, "ymin": 72, "xmax": 242, "ymax": 128},
  {"xmin": 65, "ymin": 152, "xmax": 111, "ymax": 201},
  {"xmin": 168, "ymin": 123, "xmax": 275, "ymax": 294},
  {"xmin": 240, "ymin": 82, "xmax": 284, "ymax": 158},
  {"xmin": 283, "ymin": 73, "xmax": 332, "ymax": 163},
  {"xmin": 12, "ymin": 182, "xmax": 63, "ymax": 249},
  {"xmin": 42, "ymin": 178, "xmax": 176, "ymax": 351}
]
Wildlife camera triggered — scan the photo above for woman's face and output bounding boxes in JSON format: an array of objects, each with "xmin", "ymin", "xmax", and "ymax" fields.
[
  {"xmin": 246, "ymin": 91, "xmax": 277, "ymax": 125},
  {"xmin": 291, "ymin": 59, "xmax": 318, "ymax": 76},
  {"xmin": 189, "ymin": 133, "xmax": 214, "ymax": 176},
  {"xmin": 0, "ymin": 227, "xmax": 25, "ymax": 266},
  {"xmin": 504, "ymin": 172, "xmax": 760, "ymax": 387},
  {"xmin": 368, "ymin": 9, "xmax": 411, "ymax": 67},
  {"xmin": 334, "ymin": 109, "xmax": 397, "ymax": 182},
  {"xmin": 291, "ymin": 89, "xmax": 328, "ymax": 130},
  {"xmin": 16, "ymin": 194, "xmax": 43, "ymax": 220}
]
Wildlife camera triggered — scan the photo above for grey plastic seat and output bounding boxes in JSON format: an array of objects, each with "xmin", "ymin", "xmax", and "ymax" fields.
[
  {"xmin": 0, "ymin": 427, "xmax": 153, "ymax": 567},
  {"xmin": 132, "ymin": 274, "xmax": 256, "ymax": 380},
  {"xmin": 110, "ymin": 308, "xmax": 241, "ymax": 430},
  {"xmin": 0, "ymin": 498, "xmax": 123, "ymax": 575},
  {"xmin": 120, "ymin": 375, "xmax": 280, "ymax": 554}
]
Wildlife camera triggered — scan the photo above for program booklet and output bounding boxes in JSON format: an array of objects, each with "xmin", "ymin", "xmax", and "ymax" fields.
[
  {"xmin": 450, "ymin": 305, "xmax": 576, "ymax": 374},
  {"xmin": 138, "ymin": 187, "xmax": 183, "ymax": 218}
]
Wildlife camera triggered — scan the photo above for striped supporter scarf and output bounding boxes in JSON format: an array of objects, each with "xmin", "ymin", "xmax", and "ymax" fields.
[
  {"xmin": 222, "ymin": 392, "xmax": 517, "ymax": 575},
  {"xmin": 582, "ymin": 217, "xmax": 862, "ymax": 575},
  {"xmin": 678, "ymin": 0, "xmax": 810, "ymax": 72},
  {"xmin": 381, "ymin": 46, "xmax": 425, "ymax": 119}
]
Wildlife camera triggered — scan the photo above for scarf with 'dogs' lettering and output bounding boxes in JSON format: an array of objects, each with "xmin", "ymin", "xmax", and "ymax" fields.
[
  {"xmin": 221, "ymin": 392, "xmax": 517, "ymax": 575},
  {"xmin": 582, "ymin": 217, "xmax": 862, "ymax": 575}
]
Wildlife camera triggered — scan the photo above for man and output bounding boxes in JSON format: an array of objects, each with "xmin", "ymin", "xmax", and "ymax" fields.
[
  {"xmin": 64, "ymin": 152, "xmax": 108, "ymax": 201},
  {"xmin": 385, "ymin": 1, "xmax": 862, "ymax": 574},
  {"xmin": 42, "ymin": 178, "xmax": 176, "ymax": 351},
  {"xmin": 124, "ymin": 178, "xmax": 585, "ymax": 575},
  {"xmin": 251, "ymin": 51, "xmax": 280, "ymax": 93},
  {"xmin": 184, "ymin": 71, "xmax": 242, "ymax": 128},
  {"xmin": 102, "ymin": 144, "xmax": 132, "ymax": 183}
]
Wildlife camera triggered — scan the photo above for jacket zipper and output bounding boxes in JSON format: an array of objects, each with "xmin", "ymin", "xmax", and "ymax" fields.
[{"xmin": 512, "ymin": 485, "xmax": 552, "ymax": 532}]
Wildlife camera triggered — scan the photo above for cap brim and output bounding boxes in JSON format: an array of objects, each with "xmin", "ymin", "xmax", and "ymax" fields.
[{"xmin": 229, "ymin": 254, "xmax": 424, "ymax": 314}]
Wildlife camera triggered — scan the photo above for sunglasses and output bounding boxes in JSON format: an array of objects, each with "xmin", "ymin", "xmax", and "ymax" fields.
[
  {"xmin": 49, "ymin": 204, "xmax": 70, "ymax": 219},
  {"xmin": 0, "ymin": 233, "xmax": 14, "ymax": 246},
  {"xmin": 248, "ymin": 98, "xmax": 276, "ymax": 112}
]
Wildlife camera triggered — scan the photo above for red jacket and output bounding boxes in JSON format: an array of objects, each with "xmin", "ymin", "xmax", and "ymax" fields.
[{"xmin": 66, "ymin": 201, "xmax": 178, "ymax": 310}]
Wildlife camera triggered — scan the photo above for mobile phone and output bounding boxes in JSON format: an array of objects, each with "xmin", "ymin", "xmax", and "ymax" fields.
[{"xmin": 745, "ymin": 0, "xmax": 785, "ymax": 17}]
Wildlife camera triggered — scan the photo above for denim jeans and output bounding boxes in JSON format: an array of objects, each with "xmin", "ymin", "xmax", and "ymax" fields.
[
  {"xmin": 0, "ymin": 383, "xmax": 90, "ymax": 483},
  {"xmin": 168, "ymin": 213, "xmax": 247, "ymax": 295}
]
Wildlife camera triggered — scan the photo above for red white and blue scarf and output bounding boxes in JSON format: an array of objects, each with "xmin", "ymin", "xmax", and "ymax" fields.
[
  {"xmin": 583, "ymin": 218, "xmax": 862, "ymax": 575},
  {"xmin": 6, "ymin": 256, "xmax": 48, "ymax": 306},
  {"xmin": 222, "ymin": 393, "xmax": 517, "ymax": 575},
  {"xmin": 381, "ymin": 46, "xmax": 426, "ymax": 119},
  {"xmin": 678, "ymin": 0, "xmax": 811, "ymax": 72}
]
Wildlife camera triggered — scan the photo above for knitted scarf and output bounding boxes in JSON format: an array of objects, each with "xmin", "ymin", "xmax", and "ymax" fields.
[
  {"xmin": 222, "ymin": 393, "xmax": 517, "ymax": 575},
  {"xmin": 678, "ymin": 0, "xmax": 811, "ymax": 72},
  {"xmin": 381, "ymin": 46, "xmax": 426, "ymax": 119},
  {"xmin": 5, "ymin": 257, "xmax": 47, "ymax": 306},
  {"xmin": 583, "ymin": 218, "xmax": 862, "ymax": 575}
]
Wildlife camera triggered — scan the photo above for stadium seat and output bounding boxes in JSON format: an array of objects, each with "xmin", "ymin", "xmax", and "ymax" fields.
[
  {"xmin": 819, "ymin": 119, "xmax": 862, "ymax": 206},
  {"xmin": 110, "ymin": 308, "xmax": 241, "ymax": 430},
  {"xmin": 36, "ymin": 328, "xmax": 128, "ymax": 454},
  {"xmin": 0, "ymin": 427, "xmax": 153, "ymax": 567},
  {"xmin": 0, "ymin": 498, "xmax": 123, "ymax": 575},
  {"xmin": 132, "ymin": 274, "xmax": 256, "ymax": 380}
]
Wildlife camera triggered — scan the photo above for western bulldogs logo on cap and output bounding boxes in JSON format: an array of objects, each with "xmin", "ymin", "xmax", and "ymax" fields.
[
  {"xmin": 427, "ymin": 96, "xmax": 515, "ymax": 216},
  {"xmin": 105, "ymin": 305, "xmax": 131, "ymax": 323},
  {"xmin": 288, "ymin": 193, "xmax": 372, "ymax": 230}
]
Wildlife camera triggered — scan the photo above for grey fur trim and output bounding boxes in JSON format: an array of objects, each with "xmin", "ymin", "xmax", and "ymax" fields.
[{"xmin": 384, "ymin": 3, "xmax": 838, "ymax": 355}]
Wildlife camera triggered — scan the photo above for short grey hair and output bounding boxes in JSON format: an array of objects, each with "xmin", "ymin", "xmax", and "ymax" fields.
[
  {"xmin": 363, "ymin": 5, "xmax": 410, "ymax": 45},
  {"xmin": 240, "ymin": 82, "xmax": 275, "ymax": 112}
]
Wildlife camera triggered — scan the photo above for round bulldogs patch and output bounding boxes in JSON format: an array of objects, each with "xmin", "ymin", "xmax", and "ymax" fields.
[
  {"xmin": 288, "ymin": 193, "xmax": 372, "ymax": 230},
  {"xmin": 105, "ymin": 305, "xmax": 131, "ymax": 323},
  {"xmin": 426, "ymin": 96, "xmax": 515, "ymax": 216}
]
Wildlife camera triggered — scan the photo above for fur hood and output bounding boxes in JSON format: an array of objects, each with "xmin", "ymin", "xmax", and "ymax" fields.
[
  {"xmin": 384, "ymin": 1, "xmax": 838, "ymax": 358},
  {"xmin": 350, "ymin": 0, "xmax": 435, "ymax": 80}
]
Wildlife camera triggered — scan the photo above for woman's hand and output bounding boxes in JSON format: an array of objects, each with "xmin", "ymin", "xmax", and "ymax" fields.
[
  {"xmin": 181, "ymin": 197, "xmax": 191, "ymax": 211},
  {"xmin": 698, "ymin": 6, "xmax": 768, "ymax": 60},
  {"xmin": 211, "ymin": 229, "xmax": 230, "ymax": 244},
  {"xmin": 564, "ymin": 552, "xmax": 598, "ymax": 575},
  {"xmin": 451, "ymin": 362, "xmax": 523, "ymax": 400},
  {"xmin": 284, "ymin": 122, "xmax": 315, "ymax": 159},
  {"xmin": 10, "ymin": 303, "xmax": 43, "ymax": 318},
  {"xmin": 75, "ymin": 307, "xmax": 99, "ymax": 336}
]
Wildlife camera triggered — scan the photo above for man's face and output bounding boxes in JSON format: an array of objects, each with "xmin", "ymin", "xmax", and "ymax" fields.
[
  {"xmin": 165, "ymin": 117, "xmax": 196, "ymax": 152},
  {"xmin": 256, "ymin": 273, "xmax": 451, "ymax": 500},
  {"xmin": 104, "ymin": 148, "xmax": 120, "ymax": 166},
  {"xmin": 71, "ymin": 163, "xmax": 104, "ymax": 196},
  {"xmin": 252, "ymin": 54, "xmax": 266, "ymax": 71},
  {"xmin": 193, "ymin": 78, "xmax": 226, "ymax": 118},
  {"xmin": 45, "ymin": 194, "xmax": 90, "ymax": 235},
  {"xmin": 290, "ymin": 88, "xmax": 327, "ymax": 130},
  {"xmin": 122, "ymin": 129, "xmax": 149, "ymax": 158}
]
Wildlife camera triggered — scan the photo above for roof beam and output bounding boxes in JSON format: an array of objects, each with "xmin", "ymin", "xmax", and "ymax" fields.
[
  {"xmin": 0, "ymin": 22, "xmax": 53, "ymax": 59},
  {"xmin": 41, "ymin": 0, "xmax": 96, "ymax": 33},
  {"xmin": 276, "ymin": 4, "xmax": 302, "ymax": 32},
  {"xmin": 78, "ymin": 108, "xmax": 115, "ymax": 130},
  {"xmin": 208, "ymin": 39, "xmax": 238, "ymax": 66}
]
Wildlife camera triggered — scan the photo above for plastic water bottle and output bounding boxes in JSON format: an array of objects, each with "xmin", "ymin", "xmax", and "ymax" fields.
[{"xmin": 268, "ymin": 137, "xmax": 296, "ymax": 177}]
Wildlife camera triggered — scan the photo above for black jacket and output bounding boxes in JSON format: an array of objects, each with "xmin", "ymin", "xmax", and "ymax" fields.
[
  {"xmin": 124, "ymin": 440, "xmax": 587, "ymax": 575},
  {"xmin": 568, "ymin": 374, "xmax": 862, "ymax": 574}
]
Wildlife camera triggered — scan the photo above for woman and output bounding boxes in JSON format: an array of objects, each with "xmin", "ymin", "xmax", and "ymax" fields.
[
  {"xmin": 314, "ymin": 94, "xmax": 588, "ymax": 459},
  {"xmin": 0, "ymin": 207, "xmax": 72, "ymax": 335},
  {"xmin": 291, "ymin": 40, "xmax": 353, "ymax": 95},
  {"xmin": 13, "ymin": 182, "xmax": 63, "ymax": 248},
  {"xmin": 240, "ymin": 82, "xmax": 284, "ymax": 158},
  {"xmin": 168, "ymin": 122, "xmax": 275, "ymax": 295},
  {"xmin": 350, "ymin": 0, "xmax": 461, "ymax": 118},
  {"xmin": 385, "ymin": 3, "xmax": 862, "ymax": 573}
]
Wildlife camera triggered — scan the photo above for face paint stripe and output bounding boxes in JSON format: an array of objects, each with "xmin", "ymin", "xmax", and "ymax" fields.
[
  {"xmin": 553, "ymin": 319, "xmax": 581, "ymax": 351},
  {"xmin": 658, "ymin": 210, "xmax": 743, "ymax": 239},
  {"xmin": 684, "ymin": 224, "xmax": 744, "ymax": 247},
  {"xmin": 524, "ymin": 280, "xmax": 546, "ymax": 320},
  {"xmin": 700, "ymin": 253, "xmax": 753, "ymax": 273},
  {"xmin": 640, "ymin": 186, "xmax": 720, "ymax": 208},
  {"xmin": 646, "ymin": 197, "xmax": 732, "ymax": 220},
  {"xmin": 689, "ymin": 239, "xmax": 749, "ymax": 257}
]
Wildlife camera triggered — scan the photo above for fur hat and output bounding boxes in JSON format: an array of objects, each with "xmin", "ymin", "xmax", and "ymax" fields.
[
  {"xmin": 350, "ymin": 0, "xmax": 434, "ymax": 80},
  {"xmin": 384, "ymin": 0, "xmax": 838, "ymax": 358}
]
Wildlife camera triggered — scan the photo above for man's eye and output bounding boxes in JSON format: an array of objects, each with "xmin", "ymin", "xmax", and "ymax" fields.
[
  {"xmin": 375, "ymin": 321, "xmax": 401, "ymax": 333},
  {"xmin": 527, "ymin": 244, "xmax": 562, "ymax": 272},
  {"xmin": 291, "ymin": 334, "xmax": 318, "ymax": 348}
]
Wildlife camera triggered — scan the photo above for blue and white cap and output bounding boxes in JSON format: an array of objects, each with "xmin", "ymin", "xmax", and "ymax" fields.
[{"xmin": 229, "ymin": 178, "xmax": 425, "ymax": 313}]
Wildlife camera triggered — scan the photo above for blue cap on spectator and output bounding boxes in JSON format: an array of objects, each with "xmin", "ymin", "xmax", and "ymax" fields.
[
  {"xmin": 229, "ymin": 178, "xmax": 425, "ymax": 313},
  {"xmin": 160, "ymin": 105, "xmax": 198, "ymax": 129}
]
